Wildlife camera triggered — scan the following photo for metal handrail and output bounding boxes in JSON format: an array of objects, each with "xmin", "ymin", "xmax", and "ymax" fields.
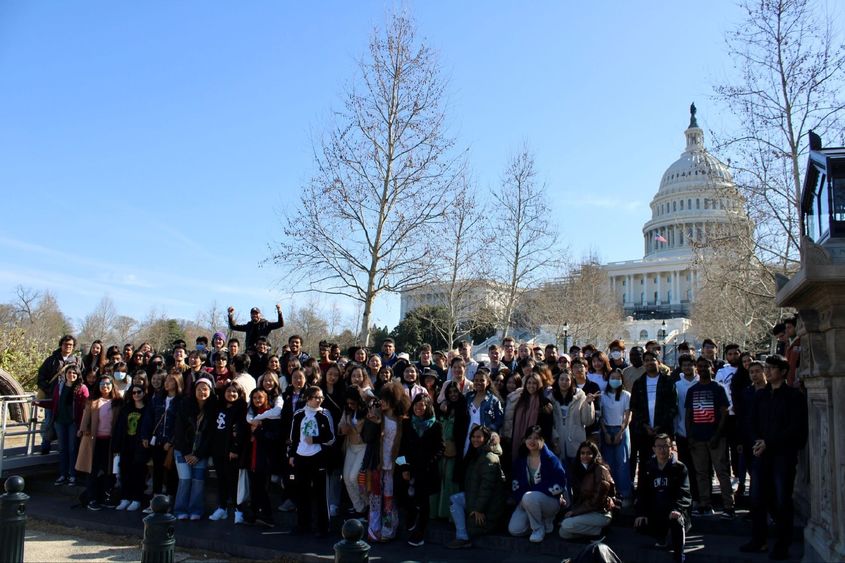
[{"xmin": 1, "ymin": 394, "xmax": 40, "ymax": 477}]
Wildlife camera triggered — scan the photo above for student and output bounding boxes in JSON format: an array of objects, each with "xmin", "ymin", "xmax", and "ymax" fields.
[
  {"xmin": 113, "ymin": 384, "xmax": 150, "ymax": 511},
  {"xmin": 508, "ymin": 425, "xmax": 568, "ymax": 543},
  {"xmin": 76, "ymin": 375, "xmax": 123, "ymax": 511},
  {"xmin": 634, "ymin": 434, "xmax": 692, "ymax": 563},
  {"xmin": 685, "ymin": 357, "xmax": 733, "ymax": 518},
  {"xmin": 320, "ymin": 363, "xmax": 346, "ymax": 516},
  {"xmin": 551, "ymin": 370, "xmax": 596, "ymax": 468},
  {"xmin": 446, "ymin": 426, "xmax": 506, "ymax": 549},
  {"xmin": 338, "ymin": 386, "xmax": 368, "ymax": 517},
  {"xmin": 52, "ymin": 364, "xmax": 88, "ymax": 486},
  {"xmin": 361, "ymin": 382, "xmax": 410, "ymax": 542},
  {"xmin": 431, "ymin": 381, "xmax": 468, "ymax": 520},
  {"xmin": 141, "ymin": 369, "xmax": 182, "ymax": 512},
  {"xmin": 288, "ymin": 386, "xmax": 336, "ymax": 536},
  {"xmin": 559, "ymin": 441, "xmax": 615, "ymax": 540},
  {"xmin": 398, "ymin": 394, "xmax": 444, "ymax": 547},
  {"xmin": 172, "ymin": 378, "xmax": 216, "ymax": 520},
  {"xmin": 209, "ymin": 381, "xmax": 248, "ymax": 523},
  {"xmin": 741, "ymin": 355, "xmax": 807, "ymax": 560},
  {"xmin": 600, "ymin": 369, "xmax": 632, "ymax": 505},
  {"xmin": 672, "ymin": 354, "xmax": 699, "ymax": 505},
  {"xmin": 245, "ymin": 388, "xmax": 282, "ymax": 527}
]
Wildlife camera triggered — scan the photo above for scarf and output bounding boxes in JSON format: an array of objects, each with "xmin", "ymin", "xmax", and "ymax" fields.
[
  {"xmin": 412, "ymin": 414, "xmax": 435, "ymax": 437},
  {"xmin": 512, "ymin": 392, "xmax": 540, "ymax": 459},
  {"xmin": 250, "ymin": 403, "xmax": 270, "ymax": 471}
]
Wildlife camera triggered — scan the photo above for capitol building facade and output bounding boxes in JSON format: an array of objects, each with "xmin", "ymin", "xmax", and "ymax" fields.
[
  {"xmin": 399, "ymin": 105, "xmax": 752, "ymax": 352},
  {"xmin": 604, "ymin": 105, "xmax": 752, "ymax": 346}
]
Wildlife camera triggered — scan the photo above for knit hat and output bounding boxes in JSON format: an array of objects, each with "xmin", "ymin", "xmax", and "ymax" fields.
[{"xmin": 212, "ymin": 331, "xmax": 226, "ymax": 342}]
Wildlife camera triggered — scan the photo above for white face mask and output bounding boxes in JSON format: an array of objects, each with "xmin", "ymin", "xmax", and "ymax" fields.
[
  {"xmin": 113, "ymin": 371, "xmax": 126, "ymax": 382},
  {"xmin": 610, "ymin": 351, "xmax": 623, "ymax": 360}
]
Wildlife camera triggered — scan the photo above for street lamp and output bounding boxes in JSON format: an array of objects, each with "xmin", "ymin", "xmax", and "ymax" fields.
[
  {"xmin": 563, "ymin": 322, "xmax": 569, "ymax": 351},
  {"xmin": 658, "ymin": 320, "xmax": 667, "ymax": 345}
]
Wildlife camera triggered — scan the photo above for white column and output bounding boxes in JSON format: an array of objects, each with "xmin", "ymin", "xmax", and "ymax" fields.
[{"xmin": 657, "ymin": 273, "xmax": 662, "ymax": 305}]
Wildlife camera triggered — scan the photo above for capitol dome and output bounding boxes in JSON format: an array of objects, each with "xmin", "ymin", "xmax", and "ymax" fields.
[{"xmin": 642, "ymin": 104, "xmax": 747, "ymax": 259}]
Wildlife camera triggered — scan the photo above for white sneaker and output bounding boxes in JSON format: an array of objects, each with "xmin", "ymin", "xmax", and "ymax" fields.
[
  {"xmin": 115, "ymin": 499, "xmax": 131, "ymax": 511},
  {"xmin": 529, "ymin": 529, "xmax": 545, "ymax": 543},
  {"xmin": 209, "ymin": 507, "xmax": 228, "ymax": 521},
  {"xmin": 143, "ymin": 505, "xmax": 154, "ymax": 514},
  {"xmin": 126, "ymin": 501, "xmax": 141, "ymax": 512},
  {"xmin": 234, "ymin": 511, "xmax": 245, "ymax": 524}
]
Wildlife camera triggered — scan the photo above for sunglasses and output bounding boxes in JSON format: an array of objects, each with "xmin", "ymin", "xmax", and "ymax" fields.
[{"xmin": 132, "ymin": 390, "xmax": 144, "ymax": 396}]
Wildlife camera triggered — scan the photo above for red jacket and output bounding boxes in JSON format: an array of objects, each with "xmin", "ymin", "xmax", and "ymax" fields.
[{"xmin": 51, "ymin": 382, "xmax": 89, "ymax": 426}]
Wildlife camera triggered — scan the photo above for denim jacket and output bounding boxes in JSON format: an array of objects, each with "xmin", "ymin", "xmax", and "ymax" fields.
[{"xmin": 465, "ymin": 390, "xmax": 504, "ymax": 432}]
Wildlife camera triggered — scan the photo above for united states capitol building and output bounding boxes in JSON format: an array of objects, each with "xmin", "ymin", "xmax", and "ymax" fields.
[
  {"xmin": 400, "ymin": 105, "xmax": 752, "ymax": 351},
  {"xmin": 603, "ymin": 104, "xmax": 751, "ymax": 347}
]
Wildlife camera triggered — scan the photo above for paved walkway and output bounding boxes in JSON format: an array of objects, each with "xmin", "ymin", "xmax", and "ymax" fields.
[
  {"xmin": 17, "ymin": 471, "xmax": 806, "ymax": 563},
  {"xmin": 24, "ymin": 520, "xmax": 231, "ymax": 563}
]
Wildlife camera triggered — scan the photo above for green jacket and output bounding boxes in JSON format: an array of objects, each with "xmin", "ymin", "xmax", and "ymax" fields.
[{"xmin": 463, "ymin": 442, "xmax": 507, "ymax": 536}]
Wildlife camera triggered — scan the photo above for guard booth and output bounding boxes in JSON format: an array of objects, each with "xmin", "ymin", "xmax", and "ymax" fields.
[{"xmin": 776, "ymin": 131, "xmax": 845, "ymax": 563}]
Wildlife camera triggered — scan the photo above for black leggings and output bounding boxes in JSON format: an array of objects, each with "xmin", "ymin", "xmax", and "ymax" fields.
[
  {"xmin": 294, "ymin": 453, "xmax": 329, "ymax": 533},
  {"xmin": 213, "ymin": 453, "xmax": 239, "ymax": 509},
  {"xmin": 150, "ymin": 443, "xmax": 178, "ymax": 496},
  {"xmin": 249, "ymin": 469, "xmax": 272, "ymax": 520},
  {"xmin": 119, "ymin": 449, "xmax": 147, "ymax": 502},
  {"xmin": 86, "ymin": 437, "xmax": 114, "ymax": 504}
]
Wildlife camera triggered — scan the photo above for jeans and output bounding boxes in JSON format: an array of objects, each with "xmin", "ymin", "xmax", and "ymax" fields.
[
  {"xmin": 450, "ymin": 492, "xmax": 469, "ymax": 540},
  {"xmin": 750, "ymin": 452, "xmax": 796, "ymax": 549},
  {"xmin": 601, "ymin": 426, "xmax": 632, "ymax": 498},
  {"xmin": 54, "ymin": 421, "xmax": 77, "ymax": 479},
  {"xmin": 40, "ymin": 408, "xmax": 55, "ymax": 451},
  {"xmin": 173, "ymin": 450, "xmax": 208, "ymax": 517}
]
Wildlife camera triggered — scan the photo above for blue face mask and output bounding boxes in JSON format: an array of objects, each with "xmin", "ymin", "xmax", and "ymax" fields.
[
  {"xmin": 196, "ymin": 344, "xmax": 206, "ymax": 352},
  {"xmin": 609, "ymin": 379, "xmax": 622, "ymax": 389}
]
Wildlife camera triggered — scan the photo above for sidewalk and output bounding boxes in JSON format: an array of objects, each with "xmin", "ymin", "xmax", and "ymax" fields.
[
  {"xmin": 24, "ymin": 520, "xmax": 232, "ymax": 563},
  {"xmin": 20, "ymin": 470, "xmax": 804, "ymax": 563}
]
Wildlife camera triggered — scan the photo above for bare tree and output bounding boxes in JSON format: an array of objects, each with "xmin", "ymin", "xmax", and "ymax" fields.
[
  {"xmin": 490, "ymin": 147, "xmax": 561, "ymax": 338},
  {"xmin": 527, "ymin": 257, "xmax": 624, "ymax": 347},
  {"xmin": 269, "ymin": 14, "xmax": 462, "ymax": 346},
  {"xmin": 78, "ymin": 296, "xmax": 118, "ymax": 344},
  {"xmin": 414, "ymin": 172, "xmax": 493, "ymax": 347},
  {"xmin": 712, "ymin": 0, "xmax": 845, "ymax": 270},
  {"xmin": 196, "ymin": 301, "xmax": 228, "ymax": 337}
]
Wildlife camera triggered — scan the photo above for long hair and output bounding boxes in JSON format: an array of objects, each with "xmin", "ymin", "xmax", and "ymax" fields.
[
  {"xmin": 604, "ymin": 369, "xmax": 624, "ymax": 400},
  {"xmin": 515, "ymin": 373, "xmax": 543, "ymax": 410},
  {"xmin": 590, "ymin": 351, "xmax": 612, "ymax": 379},
  {"xmin": 379, "ymin": 381, "xmax": 411, "ymax": 417},
  {"xmin": 552, "ymin": 370, "xmax": 575, "ymax": 404}
]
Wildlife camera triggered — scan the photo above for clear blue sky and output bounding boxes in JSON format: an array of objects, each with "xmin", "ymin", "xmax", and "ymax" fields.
[{"xmin": 1, "ymin": 1, "xmax": 825, "ymax": 331}]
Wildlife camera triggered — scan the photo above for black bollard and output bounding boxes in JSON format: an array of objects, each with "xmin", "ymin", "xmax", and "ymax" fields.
[
  {"xmin": 141, "ymin": 494, "xmax": 176, "ymax": 563},
  {"xmin": 0, "ymin": 475, "xmax": 29, "ymax": 563},
  {"xmin": 333, "ymin": 518, "xmax": 370, "ymax": 563}
]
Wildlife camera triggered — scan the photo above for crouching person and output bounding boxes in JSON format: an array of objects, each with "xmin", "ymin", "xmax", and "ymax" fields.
[
  {"xmin": 508, "ymin": 425, "xmax": 567, "ymax": 543},
  {"xmin": 447, "ymin": 427, "xmax": 507, "ymax": 549},
  {"xmin": 559, "ymin": 440, "xmax": 615, "ymax": 540},
  {"xmin": 634, "ymin": 433, "xmax": 691, "ymax": 563}
]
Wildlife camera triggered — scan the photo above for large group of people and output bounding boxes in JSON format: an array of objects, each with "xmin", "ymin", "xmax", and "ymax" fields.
[{"xmin": 33, "ymin": 306, "xmax": 808, "ymax": 561}]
